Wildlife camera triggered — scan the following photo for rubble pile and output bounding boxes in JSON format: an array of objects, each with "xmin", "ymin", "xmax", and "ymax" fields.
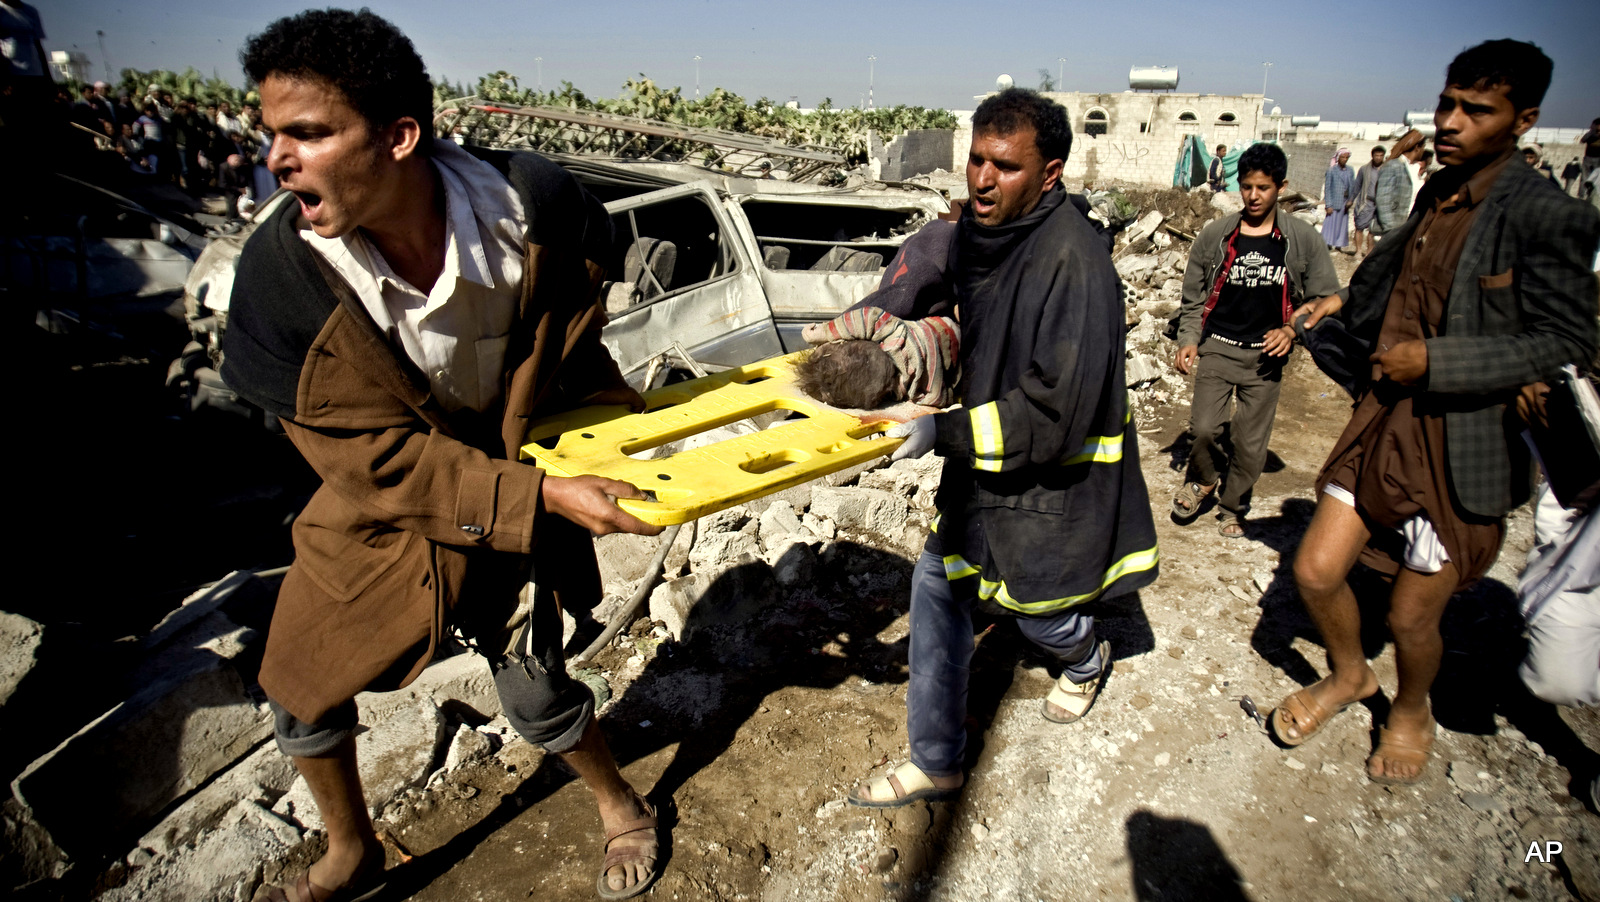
[{"xmin": 1110, "ymin": 186, "xmax": 1245, "ymax": 428}]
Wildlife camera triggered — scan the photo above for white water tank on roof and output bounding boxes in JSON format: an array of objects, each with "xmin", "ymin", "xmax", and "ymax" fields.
[
  {"xmin": 1404, "ymin": 110, "xmax": 1434, "ymax": 126},
  {"xmin": 1129, "ymin": 67, "xmax": 1179, "ymax": 91},
  {"xmin": 996, "ymin": 74, "xmax": 1014, "ymax": 91},
  {"xmin": 1291, "ymin": 115, "xmax": 1321, "ymax": 127}
]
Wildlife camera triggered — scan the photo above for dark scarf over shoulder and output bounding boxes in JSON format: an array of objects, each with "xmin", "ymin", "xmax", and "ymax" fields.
[{"xmin": 951, "ymin": 187, "xmax": 1069, "ymax": 301}]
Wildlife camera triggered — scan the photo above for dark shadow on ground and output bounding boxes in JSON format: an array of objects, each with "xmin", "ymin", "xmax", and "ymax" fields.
[
  {"xmin": 1125, "ymin": 809, "xmax": 1250, "ymax": 901},
  {"xmin": 390, "ymin": 540, "xmax": 919, "ymax": 897}
]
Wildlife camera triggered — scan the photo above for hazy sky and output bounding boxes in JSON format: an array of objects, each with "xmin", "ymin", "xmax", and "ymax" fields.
[{"xmin": 41, "ymin": 0, "xmax": 1599, "ymax": 126}]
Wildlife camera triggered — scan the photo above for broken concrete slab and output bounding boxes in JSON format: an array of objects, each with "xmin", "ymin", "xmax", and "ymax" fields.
[
  {"xmin": 272, "ymin": 695, "xmax": 447, "ymax": 831},
  {"xmin": 1114, "ymin": 254, "xmax": 1159, "ymax": 283},
  {"xmin": 648, "ymin": 554, "xmax": 777, "ymax": 644},
  {"xmin": 137, "ymin": 738, "xmax": 296, "ymax": 857},
  {"xmin": 104, "ymin": 800, "xmax": 299, "ymax": 902},
  {"xmin": 1126, "ymin": 354, "xmax": 1164, "ymax": 387},
  {"xmin": 12, "ymin": 649, "xmax": 272, "ymax": 859},
  {"xmin": 758, "ymin": 501, "xmax": 804, "ymax": 552},
  {"xmin": 0, "ymin": 611, "xmax": 43, "ymax": 712},
  {"xmin": 444, "ymin": 723, "xmax": 496, "ymax": 771},
  {"xmin": 1210, "ymin": 192, "xmax": 1244, "ymax": 215},
  {"xmin": 689, "ymin": 531, "xmax": 763, "ymax": 577},
  {"xmin": 810, "ymin": 486, "xmax": 909, "ymax": 536}
]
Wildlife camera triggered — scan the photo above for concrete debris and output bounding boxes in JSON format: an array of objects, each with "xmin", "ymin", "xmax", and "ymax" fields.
[
  {"xmin": 137, "ymin": 740, "xmax": 296, "ymax": 857},
  {"xmin": 102, "ymin": 800, "xmax": 300, "ymax": 902},
  {"xmin": 1122, "ymin": 210, "xmax": 1165, "ymax": 246},
  {"xmin": 1114, "ymin": 254, "xmax": 1160, "ymax": 283},
  {"xmin": 758, "ymin": 500, "xmax": 805, "ymax": 551},
  {"xmin": 0, "ymin": 611, "xmax": 43, "ymax": 712},
  {"xmin": 444, "ymin": 723, "xmax": 497, "ymax": 772},
  {"xmin": 1125, "ymin": 354, "xmax": 1164, "ymax": 387},
  {"xmin": 12, "ymin": 649, "xmax": 272, "ymax": 859},
  {"xmin": 810, "ymin": 486, "xmax": 909, "ymax": 537},
  {"xmin": 1210, "ymin": 191, "xmax": 1245, "ymax": 215}
]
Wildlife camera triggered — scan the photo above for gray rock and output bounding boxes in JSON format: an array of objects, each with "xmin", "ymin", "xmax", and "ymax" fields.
[
  {"xmin": 810, "ymin": 486, "xmax": 909, "ymax": 536},
  {"xmin": 647, "ymin": 552, "xmax": 777, "ymax": 644},
  {"xmin": 766, "ymin": 536, "xmax": 818, "ymax": 588},
  {"xmin": 444, "ymin": 723, "xmax": 495, "ymax": 771},
  {"xmin": 138, "ymin": 740, "xmax": 296, "ymax": 856},
  {"xmin": 689, "ymin": 531, "xmax": 762, "ymax": 576},
  {"xmin": 856, "ymin": 467, "xmax": 917, "ymax": 498},
  {"xmin": 1462, "ymin": 792, "xmax": 1507, "ymax": 812},
  {"xmin": 803, "ymin": 512, "xmax": 836, "ymax": 540},
  {"xmin": 1114, "ymin": 254, "xmax": 1159, "ymax": 282},
  {"xmin": 102, "ymin": 801, "xmax": 298, "ymax": 902},
  {"xmin": 1210, "ymin": 191, "xmax": 1244, "ymax": 214},
  {"xmin": 758, "ymin": 501, "xmax": 804, "ymax": 550},
  {"xmin": 1126, "ymin": 354, "xmax": 1164, "ymax": 387},
  {"xmin": 11, "ymin": 653, "xmax": 272, "ymax": 859},
  {"xmin": 0, "ymin": 611, "xmax": 43, "ymax": 710},
  {"xmin": 700, "ymin": 506, "xmax": 753, "ymax": 536}
]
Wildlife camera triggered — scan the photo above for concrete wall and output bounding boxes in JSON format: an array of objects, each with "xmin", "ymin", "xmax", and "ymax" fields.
[
  {"xmin": 871, "ymin": 128, "xmax": 955, "ymax": 181},
  {"xmin": 953, "ymin": 90, "xmax": 1265, "ymax": 188}
]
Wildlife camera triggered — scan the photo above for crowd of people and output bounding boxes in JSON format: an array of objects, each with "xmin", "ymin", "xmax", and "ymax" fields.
[{"xmin": 62, "ymin": 79, "xmax": 278, "ymax": 215}]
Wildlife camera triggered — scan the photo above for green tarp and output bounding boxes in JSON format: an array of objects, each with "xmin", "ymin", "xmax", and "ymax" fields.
[{"xmin": 1173, "ymin": 135, "xmax": 1254, "ymax": 192}]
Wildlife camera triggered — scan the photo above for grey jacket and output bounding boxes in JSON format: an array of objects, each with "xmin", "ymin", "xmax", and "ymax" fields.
[
  {"xmin": 1335, "ymin": 158, "xmax": 1600, "ymax": 517},
  {"xmin": 1372, "ymin": 158, "xmax": 1414, "ymax": 235},
  {"xmin": 1176, "ymin": 210, "xmax": 1343, "ymax": 348}
]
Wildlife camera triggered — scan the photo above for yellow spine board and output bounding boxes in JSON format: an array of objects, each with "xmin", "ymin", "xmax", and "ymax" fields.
[{"xmin": 520, "ymin": 351, "xmax": 929, "ymax": 525}]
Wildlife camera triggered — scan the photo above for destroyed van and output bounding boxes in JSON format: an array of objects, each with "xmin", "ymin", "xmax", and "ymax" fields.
[{"xmin": 175, "ymin": 152, "xmax": 949, "ymax": 418}]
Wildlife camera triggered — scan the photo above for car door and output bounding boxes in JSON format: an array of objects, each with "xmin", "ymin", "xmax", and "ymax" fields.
[{"xmin": 598, "ymin": 183, "xmax": 781, "ymax": 381}]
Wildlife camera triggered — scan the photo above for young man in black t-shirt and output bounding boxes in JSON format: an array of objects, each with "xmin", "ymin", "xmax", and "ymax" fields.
[{"xmin": 1171, "ymin": 144, "xmax": 1342, "ymax": 536}]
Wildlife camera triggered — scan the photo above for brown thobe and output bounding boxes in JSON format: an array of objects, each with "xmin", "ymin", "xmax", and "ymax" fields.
[{"xmin": 1317, "ymin": 149, "xmax": 1517, "ymax": 589}]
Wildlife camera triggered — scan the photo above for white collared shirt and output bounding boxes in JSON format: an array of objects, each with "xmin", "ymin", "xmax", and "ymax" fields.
[{"xmin": 301, "ymin": 140, "xmax": 526, "ymax": 413}]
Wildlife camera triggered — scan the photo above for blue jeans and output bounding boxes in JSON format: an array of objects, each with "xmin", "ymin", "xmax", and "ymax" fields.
[{"xmin": 907, "ymin": 548, "xmax": 1101, "ymax": 777}]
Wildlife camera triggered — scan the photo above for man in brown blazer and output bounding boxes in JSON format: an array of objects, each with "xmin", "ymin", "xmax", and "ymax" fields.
[{"xmin": 221, "ymin": 10, "xmax": 665, "ymax": 901}]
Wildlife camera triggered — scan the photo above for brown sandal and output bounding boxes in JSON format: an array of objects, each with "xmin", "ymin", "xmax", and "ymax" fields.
[
  {"xmin": 259, "ymin": 871, "xmax": 386, "ymax": 902},
  {"xmin": 1269, "ymin": 685, "xmax": 1360, "ymax": 747},
  {"xmin": 596, "ymin": 794, "xmax": 661, "ymax": 900},
  {"xmin": 1367, "ymin": 720, "xmax": 1436, "ymax": 785}
]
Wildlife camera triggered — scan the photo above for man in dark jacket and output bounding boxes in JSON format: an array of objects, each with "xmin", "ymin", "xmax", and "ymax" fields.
[
  {"xmin": 848, "ymin": 89, "xmax": 1159, "ymax": 808},
  {"xmin": 1271, "ymin": 40, "xmax": 1600, "ymax": 786},
  {"xmin": 222, "ymin": 11, "xmax": 665, "ymax": 900},
  {"xmin": 1170, "ymin": 143, "xmax": 1342, "ymax": 537}
]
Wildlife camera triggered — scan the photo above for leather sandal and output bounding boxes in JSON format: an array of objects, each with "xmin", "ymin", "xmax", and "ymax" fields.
[
  {"xmin": 847, "ymin": 761, "xmax": 961, "ymax": 809},
  {"xmin": 1171, "ymin": 481, "xmax": 1215, "ymax": 519},
  {"xmin": 1042, "ymin": 640, "xmax": 1112, "ymax": 724},
  {"xmin": 596, "ymin": 793, "xmax": 661, "ymax": 901},
  {"xmin": 1367, "ymin": 719, "xmax": 1436, "ymax": 785},
  {"xmin": 1268, "ymin": 683, "xmax": 1362, "ymax": 747},
  {"xmin": 259, "ymin": 870, "xmax": 386, "ymax": 902}
]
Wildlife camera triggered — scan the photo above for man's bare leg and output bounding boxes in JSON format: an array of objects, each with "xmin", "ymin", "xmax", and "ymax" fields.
[
  {"xmin": 1369, "ymin": 562, "xmax": 1459, "ymax": 780},
  {"xmin": 560, "ymin": 718, "xmax": 657, "ymax": 894},
  {"xmin": 293, "ymin": 738, "xmax": 384, "ymax": 891},
  {"xmin": 1283, "ymin": 495, "xmax": 1382, "ymax": 740}
]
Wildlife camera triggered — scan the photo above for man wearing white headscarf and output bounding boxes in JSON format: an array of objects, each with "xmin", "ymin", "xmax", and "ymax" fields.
[{"xmin": 1321, "ymin": 147, "xmax": 1354, "ymax": 249}]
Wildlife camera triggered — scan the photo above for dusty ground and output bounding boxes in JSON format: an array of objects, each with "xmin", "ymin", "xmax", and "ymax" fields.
[{"xmin": 253, "ymin": 270, "xmax": 1600, "ymax": 901}]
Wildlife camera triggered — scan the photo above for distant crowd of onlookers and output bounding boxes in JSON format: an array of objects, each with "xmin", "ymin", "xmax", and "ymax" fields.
[{"xmin": 64, "ymin": 80, "xmax": 278, "ymax": 216}]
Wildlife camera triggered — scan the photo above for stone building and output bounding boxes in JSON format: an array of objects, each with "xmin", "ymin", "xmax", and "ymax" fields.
[{"xmin": 1042, "ymin": 90, "xmax": 1265, "ymax": 187}]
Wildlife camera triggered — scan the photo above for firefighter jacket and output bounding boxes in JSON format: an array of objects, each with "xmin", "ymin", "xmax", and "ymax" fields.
[{"xmin": 927, "ymin": 187, "xmax": 1160, "ymax": 615}]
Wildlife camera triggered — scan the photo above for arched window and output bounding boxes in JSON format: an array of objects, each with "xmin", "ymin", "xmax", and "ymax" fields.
[
  {"xmin": 1084, "ymin": 107, "xmax": 1108, "ymax": 137},
  {"xmin": 1177, "ymin": 110, "xmax": 1198, "ymax": 122},
  {"xmin": 1216, "ymin": 110, "xmax": 1238, "ymax": 123}
]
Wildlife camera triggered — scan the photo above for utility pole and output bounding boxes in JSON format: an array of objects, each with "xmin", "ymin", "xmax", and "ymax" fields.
[
  {"xmin": 534, "ymin": 57, "xmax": 542, "ymax": 92},
  {"xmin": 1057, "ymin": 57, "xmax": 1066, "ymax": 91},
  {"xmin": 1260, "ymin": 60, "xmax": 1272, "ymax": 99},
  {"xmin": 867, "ymin": 55, "xmax": 876, "ymax": 110},
  {"xmin": 96, "ymin": 30, "xmax": 111, "ymax": 82},
  {"xmin": 693, "ymin": 55, "xmax": 701, "ymax": 99}
]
